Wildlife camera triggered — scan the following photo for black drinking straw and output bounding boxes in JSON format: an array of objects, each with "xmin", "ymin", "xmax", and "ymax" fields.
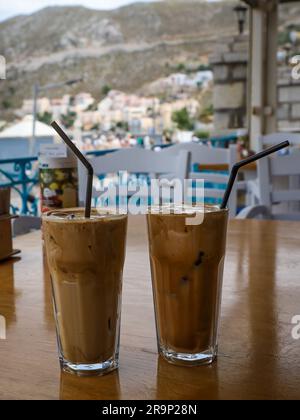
[
  {"xmin": 221, "ymin": 141, "xmax": 290, "ymax": 210},
  {"xmin": 51, "ymin": 121, "xmax": 93, "ymax": 219}
]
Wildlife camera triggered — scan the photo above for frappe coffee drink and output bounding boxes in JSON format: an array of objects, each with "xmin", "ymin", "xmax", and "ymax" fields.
[
  {"xmin": 43, "ymin": 208, "xmax": 127, "ymax": 376},
  {"xmin": 147, "ymin": 205, "xmax": 228, "ymax": 366}
]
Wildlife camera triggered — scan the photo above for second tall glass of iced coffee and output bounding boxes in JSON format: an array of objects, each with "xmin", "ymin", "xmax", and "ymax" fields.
[
  {"xmin": 147, "ymin": 205, "xmax": 228, "ymax": 366},
  {"xmin": 43, "ymin": 208, "xmax": 127, "ymax": 376}
]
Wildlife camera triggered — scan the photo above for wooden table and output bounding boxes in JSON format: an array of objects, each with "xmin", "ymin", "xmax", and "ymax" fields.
[{"xmin": 0, "ymin": 217, "xmax": 300, "ymax": 400}]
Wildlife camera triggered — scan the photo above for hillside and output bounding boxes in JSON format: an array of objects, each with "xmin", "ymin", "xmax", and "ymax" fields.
[
  {"xmin": 0, "ymin": 0, "xmax": 237, "ymax": 117},
  {"xmin": 0, "ymin": 0, "xmax": 299, "ymax": 118}
]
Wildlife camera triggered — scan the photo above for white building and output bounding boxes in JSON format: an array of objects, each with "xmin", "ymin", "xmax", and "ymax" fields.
[
  {"xmin": 73, "ymin": 93, "xmax": 95, "ymax": 113},
  {"xmin": 97, "ymin": 90, "xmax": 159, "ymax": 132},
  {"xmin": 0, "ymin": 115, "xmax": 54, "ymax": 158},
  {"xmin": 21, "ymin": 97, "xmax": 52, "ymax": 116}
]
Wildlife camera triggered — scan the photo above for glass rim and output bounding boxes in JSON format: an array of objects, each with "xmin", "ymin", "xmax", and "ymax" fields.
[
  {"xmin": 146, "ymin": 204, "xmax": 229, "ymax": 215},
  {"xmin": 42, "ymin": 207, "xmax": 128, "ymax": 223}
]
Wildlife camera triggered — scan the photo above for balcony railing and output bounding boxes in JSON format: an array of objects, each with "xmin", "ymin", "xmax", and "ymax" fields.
[
  {"xmin": 0, "ymin": 150, "xmax": 116, "ymax": 215},
  {"xmin": 0, "ymin": 157, "xmax": 39, "ymax": 215}
]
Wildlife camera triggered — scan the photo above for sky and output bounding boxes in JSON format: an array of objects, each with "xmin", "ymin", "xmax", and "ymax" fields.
[
  {"xmin": 0, "ymin": 0, "xmax": 157, "ymax": 22},
  {"xmin": 0, "ymin": 0, "xmax": 219, "ymax": 22}
]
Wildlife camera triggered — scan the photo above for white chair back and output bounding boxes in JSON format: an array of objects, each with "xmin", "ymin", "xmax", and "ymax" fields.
[
  {"xmin": 258, "ymin": 133, "xmax": 300, "ymax": 218},
  {"xmin": 79, "ymin": 148, "xmax": 189, "ymax": 204},
  {"xmin": 259, "ymin": 133, "xmax": 300, "ymax": 147},
  {"xmin": 257, "ymin": 151, "xmax": 300, "ymax": 220},
  {"xmin": 162, "ymin": 143, "xmax": 237, "ymax": 218}
]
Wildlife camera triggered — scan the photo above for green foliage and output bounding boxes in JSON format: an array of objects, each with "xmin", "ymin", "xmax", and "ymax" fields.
[
  {"xmin": 61, "ymin": 111, "xmax": 77, "ymax": 128},
  {"xmin": 173, "ymin": 63, "xmax": 212, "ymax": 74},
  {"xmin": 197, "ymin": 64, "xmax": 212, "ymax": 72},
  {"xmin": 199, "ymin": 104, "xmax": 214, "ymax": 121},
  {"xmin": 176, "ymin": 63, "xmax": 186, "ymax": 72},
  {"xmin": 278, "ymin": 30, "xmax": 291, "ymax": 46},
  {"xmin": 91, "ymin": 123, "xmax": 100, "ymax": 131},
  {"xmin": 86, "ymin": 102, "xmax": 97, "ymax": 111},
  {"xmin": 37, "ymin": 111, "xmax": 53, "ymax": 125},
  {"xmin": 2, "ymin": 100, "xmax": 11, "ymax": 109},
  {"xmin": 193, "ymin": 130, "xmax": 210, "ymax": 140},
  {"xmin": 287, "ymin": 24, "xmax": 300, "ymax": 31},
  {"xmin": 101, "ymin": 85, "xmax": 112, "ymax": 96},
  {"xmin": 172, "ymin": 107, "xmax": 194, "ymax": 131},
  {"xmin": 116, "ymin": 121, "xmax": 129, "ymax": 131}
]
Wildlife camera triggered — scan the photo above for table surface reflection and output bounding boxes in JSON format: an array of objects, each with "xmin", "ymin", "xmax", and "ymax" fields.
[{"xmin": 0, "ymin": 217, "xmax": 300, "ymax": 400}]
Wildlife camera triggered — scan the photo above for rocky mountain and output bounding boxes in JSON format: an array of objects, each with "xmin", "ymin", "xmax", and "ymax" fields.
[
  {"xmin": 0, "ymin": 0, "xmax": 299, "ymax": 118},
  {"xmin": 0, "ymin": 0, "xmax": 238, "ymax": 117}
]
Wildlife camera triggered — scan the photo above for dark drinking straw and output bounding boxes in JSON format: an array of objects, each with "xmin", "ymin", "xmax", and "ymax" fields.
[
  {"xmin": 51, "ymin": 121, "xmax": 93, "ymax": 219},
  {"xmin": 221, "ymin": 141, "xmax": 290, "ymax": 210}
]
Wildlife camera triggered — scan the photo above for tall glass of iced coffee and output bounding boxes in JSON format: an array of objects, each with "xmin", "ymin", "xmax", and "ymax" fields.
[
  {"xmin": 147, "ymin": 205, "xmax": 228, "ymax": 366},
  {"xmin": 43, "ymin": 208, "xmax": 127, "ymax": 376}
]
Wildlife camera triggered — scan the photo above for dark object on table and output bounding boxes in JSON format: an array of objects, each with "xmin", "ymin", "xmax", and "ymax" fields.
[
  {"xmin": 0, "ymin": 188, "xmax": 21, "ymax": 262},
  {"xmin": 0, "ymin": 187, "xmax": 11, "ymax": 215}
]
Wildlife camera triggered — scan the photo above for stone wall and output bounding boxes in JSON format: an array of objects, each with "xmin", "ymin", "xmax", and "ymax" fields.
[
  {"xmin": 210, "ymin": 35, "xmax": 300, "ymax": 132},
  {"xmin": 277, "ymin": 66, "xmax": 300, "ymax": 131},
  {"xmin": 210, "ymin": 35, "xmax": 248, "ymax": 131}
]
